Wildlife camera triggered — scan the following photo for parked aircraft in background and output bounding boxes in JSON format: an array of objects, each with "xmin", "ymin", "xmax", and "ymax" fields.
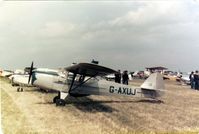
[
  {"xmin": 177, "ymin": 72, "xmax": 191, "ymax": 85},
  {"xmin": 163, "ymin": 71, "xmax": 179, "ymax": 81},
  {"xmin": 0, "ymin": 70, "xmax": 13, "ymax": 77},
  {"xmin": 9, "ymin": 68, "xmax": 37, "ymax": 91},
  {"xmin": 105, "ymin": 74, "xmax": 115, "ymax": 81},
  {"xmin": 0, "ymin": 69, "xmax": 2, "ymax": 75},
  {"xmin": 132, "ymin": 71, "xmax": 147, "ymax": 79},
  {"xmin": 10, "ymin": 74, "xmax": 32, "ymax": 92},
  {"xmin": 105, "ymin": 72, "xmax": 133, "ymax": 81},
  {"xmin": 26, "ymin": 62, "xmax": 165, "ymax": 106}
]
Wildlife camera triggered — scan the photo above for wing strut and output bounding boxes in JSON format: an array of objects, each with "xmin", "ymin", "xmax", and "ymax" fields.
[
  {"xmin": 68, "ymin": 73, "xmax": 98, "ymax": 94},
  {"xmin": 68, "ymin": 73, "xmax": 76, "ymax": 94}
]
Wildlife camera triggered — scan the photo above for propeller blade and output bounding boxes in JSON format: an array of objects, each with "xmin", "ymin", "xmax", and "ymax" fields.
[{"xmin": 28, "ymin": 61, "xmax": 34, "ymax": 84}]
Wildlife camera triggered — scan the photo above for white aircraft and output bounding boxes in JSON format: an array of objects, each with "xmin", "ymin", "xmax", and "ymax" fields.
[
  {"xmin": 8, "ymin": 68, "xmax": 33, "ymax": 91},
  {"xmin": 179, "ymin": 73, "xmax": 190, "ymax": 85},
  {"xmin": 105, "ymin": 74, "xmax": 115, "ymax": 81},
  {"xmin": 0, "ymin": 70, "xmax": 13, "ymax": 77},
  {"xmin": 10, "ymin": 68, "xmax": 64, "ymax": 92},
  {"xmin": 27, "ymin": 62, "xmax": 165, "ymax": 106},
  {"xmin": 9, "ymin": 74, "xmax": 32, "ymax": 91}
]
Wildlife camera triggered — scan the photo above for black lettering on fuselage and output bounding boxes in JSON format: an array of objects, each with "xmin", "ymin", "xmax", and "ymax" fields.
[
  {"xmin": 127, "ymin": 88, "xmax": 131, "ymax": 95},
  {"xmin": 122, "ymin": 88, "xmax": 127, "ymax": 95},
  {"xmin": 109, "ymin": 86, "xmax": 136, "ymax": 96},
  {"xmin": 118, "ymin": 87, "xmax": 122, "ymax": 94},
  {"xmin": 129, "ymin": 88, "xmax": 136, "ymax": 95},
  {"xmin": 109, "ymin": 86, "xmax": 114, "ymax": 93}
]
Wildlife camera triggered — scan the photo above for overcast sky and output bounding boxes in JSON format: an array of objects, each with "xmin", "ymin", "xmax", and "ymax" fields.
[{"xmin": 0, "ymin": 0, "xmax": 199, "ymax": 72}]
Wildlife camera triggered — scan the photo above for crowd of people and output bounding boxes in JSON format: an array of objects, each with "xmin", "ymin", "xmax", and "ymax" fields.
[
  {"xmin": 114, "ymin": 70, "xmax": 129, "ymax": 85},
  {"xmin": 189, "ymin": 70, "xmax": 199, "ymax": 90}
]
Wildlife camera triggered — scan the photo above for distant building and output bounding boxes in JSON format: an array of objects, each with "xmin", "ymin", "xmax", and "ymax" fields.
[{"xmin": 145, "ymin": 66, "xmax": 168, "ymax": 74}]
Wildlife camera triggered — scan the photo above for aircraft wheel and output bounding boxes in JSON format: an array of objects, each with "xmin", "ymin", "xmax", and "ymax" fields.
[
  {"xmin": 17, "ymin": 87, "xmax": 20, "ymax": 92},
  {"xmin": 53, "ymin": 96, "xmax": 59, "ymax": 103},
  {"xmin": 56, "ymin": 99, "xmax": 66, "ymax": 106},
  {"xmin": 21, "ymin": 88, "xmax": 23, "ymax": 92}
]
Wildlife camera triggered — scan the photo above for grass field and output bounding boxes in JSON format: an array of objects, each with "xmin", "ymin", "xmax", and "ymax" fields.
[{"xmin": 1, "ymin": 76, "xmax": 199, "ymax": 134}]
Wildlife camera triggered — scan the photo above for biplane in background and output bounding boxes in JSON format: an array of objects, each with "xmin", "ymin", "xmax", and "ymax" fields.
[{"xmin": 26, "ymin": 62, "xmax": 165, "ymax": 106}]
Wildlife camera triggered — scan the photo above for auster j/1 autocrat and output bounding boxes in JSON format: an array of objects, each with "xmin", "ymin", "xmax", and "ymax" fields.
[{"xmin": 27, "ymin": 62, "xmax": 165, "ymax": 106}]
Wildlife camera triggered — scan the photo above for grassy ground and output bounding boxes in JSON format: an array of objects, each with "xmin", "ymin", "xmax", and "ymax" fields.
[
  {"xmin": 1, "ymin": 77, "xmax": 199, "ymax": 134},
  {"xmin": 1, "ymin": 85, "xmax": 38, "ymax": 134}
]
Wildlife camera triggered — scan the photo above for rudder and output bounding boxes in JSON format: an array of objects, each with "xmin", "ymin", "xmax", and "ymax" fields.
[{"xmin": 140, "ymin": 73, "xmax": 165, "ymax": 98}]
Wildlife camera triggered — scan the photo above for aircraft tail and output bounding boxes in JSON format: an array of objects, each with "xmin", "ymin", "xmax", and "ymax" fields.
[{"xmin": 140, "ymin": 73, "xmax": 165, "ymax": 98}]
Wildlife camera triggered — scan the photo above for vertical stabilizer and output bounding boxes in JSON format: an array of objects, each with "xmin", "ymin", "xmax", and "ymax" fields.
[
  {"xmin": 141, "ymin": 73, "xmax": 164, "ymax": 90},
  {"xmin": 140, "ymin": 73, "xmax": 165, "ymax": 98}
]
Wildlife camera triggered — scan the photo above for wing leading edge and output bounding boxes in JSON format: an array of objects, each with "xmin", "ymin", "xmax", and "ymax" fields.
[{"xmin": 65, "ymin": 63, "xmax": 117, "ymax": 77}]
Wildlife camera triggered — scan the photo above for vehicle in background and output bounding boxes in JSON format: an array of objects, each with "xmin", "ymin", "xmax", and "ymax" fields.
[{"xmin": 132, "ymin": 71, "xmax": 147, "ymax": 79}]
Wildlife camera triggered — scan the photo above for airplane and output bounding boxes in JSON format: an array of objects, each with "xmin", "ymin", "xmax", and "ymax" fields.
[
  {"xmin": 105, "ymin": 72, "xmax": 133, "ymax": 81},
  {"xmin": 178, "ymin": 73, "xmax": 191, "ymax": 85},
  {"xmin": 27, "ymin": 62, "xmax": 165, "ymax": 106},
  {"xmin": 8, "ymin": 68, "xmax": 36, "ymax": 91},
  {"xmin": 10, "ymin": 68, "xmax": 64, "ymax": 92},
  {"xmin": 0, "ymin": 70, "xmax": 14, "ymax": 77},
  {"xmin": 105, "ymin": 74, "xmax": 115, "ymax": 81},
  {"xmin": 9, "ymin": 74, "xmax": 32, "ymax": 91}
]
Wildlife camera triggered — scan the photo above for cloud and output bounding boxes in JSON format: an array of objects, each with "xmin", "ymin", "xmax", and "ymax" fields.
[
  {"xmin": 38, "ymin": 21, "xmax": 76, "ymax": 38},
  {"xmin": 109, "ymin": 1, "xmax": 190, "ymax": 27},
  {"xmin": 80, "ymin": 1, "xmax": 199, "ymax": 45},
  {"xmin": 0, "ymin": 1, "xmax": 199, "ymax": 71}
]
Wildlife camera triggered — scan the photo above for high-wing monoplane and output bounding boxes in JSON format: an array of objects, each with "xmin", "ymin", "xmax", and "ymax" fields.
[{"xmin": 27, "ymin": 62, "xmax": 165, "ymax": 106}]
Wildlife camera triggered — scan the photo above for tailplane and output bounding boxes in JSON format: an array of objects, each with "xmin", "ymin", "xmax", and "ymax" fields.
[{"xmin": 140, "ymin": 73, "xmax": 165, "ymax": 98}]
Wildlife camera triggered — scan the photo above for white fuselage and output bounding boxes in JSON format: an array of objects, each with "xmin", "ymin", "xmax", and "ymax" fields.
[
  {"xmin": 11, "ymin": 74, "xmax": 30, "ymax": 86},
  {"xmin": 31, "ymin": 69, "xmax": 164, "ymax": 98},
  {"xmin": 32, "ymin": 68, "xmax": 69, "ymax": 91},
  {"xmin": 70, "ymin": 78, "xmax": 144, "ymax": 97},
  {"xmin": 32, "ymin": 69, "xmax": 148, "ymax": 98}
]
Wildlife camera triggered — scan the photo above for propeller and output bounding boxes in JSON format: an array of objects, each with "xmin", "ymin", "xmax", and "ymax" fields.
[{"xmin": 28, "ymin": 61, "xmax": 34, "ymax": 84}]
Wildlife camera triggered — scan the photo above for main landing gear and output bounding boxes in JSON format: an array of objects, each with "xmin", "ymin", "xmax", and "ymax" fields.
[
  {"xmin": 56, "ymin": 99, "xmax": 66, "ymax": 106},
  {"xmin": 53, "ymin": 92, "xmax": 69, "ymax": 106},
  {"xmin": 17, "ymin": 87, "xmax": 23, "ymax": 92}
]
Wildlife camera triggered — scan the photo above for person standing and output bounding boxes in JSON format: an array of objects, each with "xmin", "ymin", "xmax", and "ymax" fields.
[
  {"xmin": 189, "ymin": 71, "xmax": 195, "ymax": 89},
  {"xmin": 115, "ymin": 70, "xmax": 121, "ymax": 83},
  {"xmin": 194, "ymin": 70, "xmax": 199, "ymax": 90},
  {"xmin": 122, "ymin": 70, "xmax": 129, "ymax": 85}
]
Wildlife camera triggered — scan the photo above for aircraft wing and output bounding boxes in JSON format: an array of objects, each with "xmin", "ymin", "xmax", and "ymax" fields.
[{"xmin": 65, "ymin": 63, "xmax": 117, "ymax": 77}]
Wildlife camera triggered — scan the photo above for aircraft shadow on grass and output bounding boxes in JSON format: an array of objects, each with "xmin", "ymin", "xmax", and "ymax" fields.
[
  {"xmin": 36, "ymin": 96, "xmax": 116, "ymax": 113},
  {"xmin": 36, "ymin": 94, "xmax": 163, "ymax": 113},
  {"xmin": 25, "ymin": 88, "xmax": 58, "ymax": 93}
]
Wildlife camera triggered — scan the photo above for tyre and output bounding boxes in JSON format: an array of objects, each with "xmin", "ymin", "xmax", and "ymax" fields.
[
  {"xmin": 56, "ymin": 99, "xmax": 66, "ymax": 106},
  {"xmin": 53, "ymin": 96, "xmax": 59, "ymax": 103},
  {"xmin": 17, "ymin": 87, "xmax": 20, "ymax": 92}
]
